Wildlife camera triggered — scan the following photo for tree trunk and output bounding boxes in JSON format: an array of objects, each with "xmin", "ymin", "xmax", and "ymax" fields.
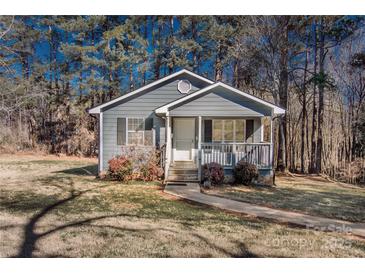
[
  {"xmin": 310, "ymin": 19, "xmax": 318, "ymax": 173},
  {"xmin": 301, "ymin": 28, "xmax": 310, "ymax": 173},
  {"xmin": 191, "ymin": 17, "xmax": 198, "ymax": 72},
  {"xmin": 316, "ymin": 17, "xmax": 325, "ymax": 173},
  {"xmin": 129, "ymin": 65, "xmax": 134, "ymax": 91},
  {"xmin": 276, "ymin": 16, "xmax": 289, "ymax": 171},
  {"xmin": 153, "ymin": 17, "xmax": 161, "ymax": 80},
  {"xmin": 215, "ymin": 46, "xmax": 223, "ymax": 81},
  {"xmin": 168, "ymin": 16, "xmax": 174, "ymax": 74},
  {"xmin": 233, "ymin": 60, "xmax": 239, "ymax": 88}
]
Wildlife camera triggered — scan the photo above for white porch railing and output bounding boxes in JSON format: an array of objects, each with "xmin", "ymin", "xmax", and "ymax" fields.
[{"xmin": 201, "ymin": 143, "xmax": 272, "ymax": 168}]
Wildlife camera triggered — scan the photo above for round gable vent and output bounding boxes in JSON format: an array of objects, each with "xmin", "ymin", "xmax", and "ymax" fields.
[{"xmin": 177, "ymin": 80, "xmax": 192, "ymax": 94}]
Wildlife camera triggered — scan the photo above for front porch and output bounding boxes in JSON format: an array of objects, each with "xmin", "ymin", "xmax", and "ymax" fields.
[
  {"xmin": 163, "ymin": 115, "xmax": 274, "ymax": 182},
  {"xmin": 153, "ymin": 82, "xmax": 283, "ymax": 183}
]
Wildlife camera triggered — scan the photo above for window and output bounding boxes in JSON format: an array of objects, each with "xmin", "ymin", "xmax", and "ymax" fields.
[
  {"xmin": 128, "ymin": 118, "xmax": 144, "ymax": 131},
  {"xmin": 212, "ymin": 120, "xmax": 223, "ymax": 142},
  {"xmin": 117, "ymin": 117, "xmax": 154, "ymax": 146},
  {"xmin": 224, "ymin": 120, "xmax": 234, "ymax": 142},
  {"xmin": 127, "ymin": 118, "xmax": 144, "ymax": 146},
  {"xmin": 209, "ymin": 119, "xmax": 253, "ymax": 143},
  {"xmin": 235, "ymin": 119, "xmax": 245, "ymax": 142}
]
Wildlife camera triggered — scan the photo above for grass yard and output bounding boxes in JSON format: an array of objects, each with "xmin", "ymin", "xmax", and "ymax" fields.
[
  {"xmin": 1, "ymin": 154, "xmax": 365, "ymax": 258},
  {"xmin": 204, "ymin": 175, "xmax": 365, "ymax": 223}
]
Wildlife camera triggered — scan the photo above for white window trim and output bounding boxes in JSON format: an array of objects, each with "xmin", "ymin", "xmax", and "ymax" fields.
[{"xmin": 126, "ymin": 117, "xmax": 145, "ymax": 146}]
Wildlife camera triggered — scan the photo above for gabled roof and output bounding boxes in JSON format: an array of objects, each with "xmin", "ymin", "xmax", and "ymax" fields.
[
  {"xmin": 88, "ymin": 69, "xmax": 214, "ymax": 114},
  {"xmin": 155, "ymin": 82, "xmax": 286, "ymax": 115}
]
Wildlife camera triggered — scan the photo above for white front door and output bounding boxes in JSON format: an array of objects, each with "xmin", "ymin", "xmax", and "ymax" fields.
[{"xmin": 173, "ymin": 118, "xmax": 195, "ymax": 161}]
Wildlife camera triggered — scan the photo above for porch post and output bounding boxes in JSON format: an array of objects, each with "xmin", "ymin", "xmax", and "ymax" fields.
[
  {"xmin": 270, "ymin": 113, "xmax": 274, "ymax": 169},
  {"xmin": 98, "ymin": 112, "xmax": 103, "ymax": 174},
  {"xmin": 165, "ymin": 113, "xmax": 171, "ymax": 179},
  {"xmin": 260, "ymin": 117, "xmax": 264, "ymax": 142},
  {"xmin": 198, "ymin": 116, "xmax": 202, "ymax": 181}
]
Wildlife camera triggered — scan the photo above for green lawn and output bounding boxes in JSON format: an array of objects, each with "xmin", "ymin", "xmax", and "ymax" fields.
[
  {"xmin": 1, "ymin": 155, "xmax": 365, "ymax": 258},
  {"xmin": 204, "ymin": 175, "xmax": 365, "ymax": 222}
]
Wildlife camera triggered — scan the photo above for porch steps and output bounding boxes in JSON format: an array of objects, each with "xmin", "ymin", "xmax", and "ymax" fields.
[
  {"xmin": 170, "ymin": 161, "xmax": 196, "ymax": 169},
  {"xmin": 168, "ymin": 168, "xmax": 198, "ymax": 175},
  {"xmin": 167, "ymin": 164, "xmax": 199, "ymax": 182},
  {"xmin": 167, "ymin": 175, "xmax": 199, "ymax": 182}
]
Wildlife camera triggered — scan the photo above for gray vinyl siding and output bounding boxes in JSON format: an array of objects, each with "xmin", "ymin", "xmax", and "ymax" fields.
[
  {"xmin": 169, "ymin": 89, "xmax": 272, "ymax": 117},
  {"xmin": 101, "ymin": 79, "xmax": 202, "ymax": 169}
]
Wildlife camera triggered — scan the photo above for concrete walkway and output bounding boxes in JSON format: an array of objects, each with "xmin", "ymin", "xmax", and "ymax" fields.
[{"xmin": 164, "ymin": 183, "xmax": 365, "ymax": 238}]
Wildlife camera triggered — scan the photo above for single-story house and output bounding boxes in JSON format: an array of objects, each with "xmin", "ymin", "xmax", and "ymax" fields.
[{"xmin": 88, "ymin": 69, "xmax": 285, "ymax": 183}]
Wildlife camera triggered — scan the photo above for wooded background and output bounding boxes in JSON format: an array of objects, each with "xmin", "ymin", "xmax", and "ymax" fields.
[{"xmin": 0, "ymin": 16, "xmax": 364, "ymax": 184}]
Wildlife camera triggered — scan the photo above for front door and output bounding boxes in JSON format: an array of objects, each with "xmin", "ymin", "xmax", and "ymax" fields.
[{"xmin": 173, "ymin": 118, "xmax": 195, "ymax": 161}]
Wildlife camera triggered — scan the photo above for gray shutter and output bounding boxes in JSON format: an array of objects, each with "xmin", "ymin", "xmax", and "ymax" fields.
[
  {"xmin": 144, "ymin": 117, "xmax": 153, "ymax": 130},
  {"xmin": 117, "ymin": 118, "xmax": 126, "ymax": 145},
  {"xmin": 144, "ymin": 117, "xmax": 154, "ymax": 146},
  {"xmin": 246, "ymin": 119, "xmax": 254, "ymax": 143},
  {"xmin": 204, "ymin": 120, "xmax": 212, "ymax": 142}
]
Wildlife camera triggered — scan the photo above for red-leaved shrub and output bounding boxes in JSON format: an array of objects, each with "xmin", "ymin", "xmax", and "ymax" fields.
[
  {"xmin": 140, "ymin": 161, "xmax": 164, "ymax": 181},
  {"xmin": 117, "ymin": 146, "xmax": 164, "ymax": 181},
  {"xmin": 202, "ymin": 162, "xmax": 224, "ymax": 185},
  {"xmin": 233, "ymin": 160, "xmax": 259, "ymax": 185},
  {"xmin": 107, "ymin": 156, "xmax": 133, "ymax": 181}
]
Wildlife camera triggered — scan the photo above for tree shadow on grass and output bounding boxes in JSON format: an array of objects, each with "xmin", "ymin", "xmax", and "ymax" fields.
[
  {"xmin": 10, "ymin": 170, "xmax": 265, "ymax": 257},
  {"xmin": 53, "ymin": 165, "xmax": 98, "ymax": 176},
  {"xmin": 52, "ymin": 165, "xmax": 98, "ymax": 176},
  {"xmin": 12, "ymin": 181, "xmax": 211, "ymax": 257},
  {"xmin": 192, "ymin": 233, "xmax": 258, "ymax": 258},
  {"xmin": 14, "ymin": 181, "xmax": 261, "ymax": 257},
  {"xmin": 15, "ymin": 181, "xmax": 123, "ymax": 257}
]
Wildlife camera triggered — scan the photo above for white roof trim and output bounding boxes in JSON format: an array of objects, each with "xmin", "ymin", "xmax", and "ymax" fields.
[
  {"xmin": 88, "ymin": 69, "xmax": 214, "ymax": 114},
  {"xmin": 155, "ymin": 82, "xmax": 286, "ymax": 115}
]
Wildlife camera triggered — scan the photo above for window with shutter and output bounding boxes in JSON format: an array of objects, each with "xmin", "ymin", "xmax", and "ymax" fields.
[{"xmin": 118, "ymin": 117, "xmax": 154, "ymax": 147}]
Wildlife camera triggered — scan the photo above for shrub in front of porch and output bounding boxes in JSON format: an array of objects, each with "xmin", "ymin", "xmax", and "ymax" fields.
[
  {"xmin": 119, "ymin": 146, "xmax": 164, "ymax": 181},
  {"xmin": 139, "ymin": 159, "xmax": 164, "ymax": 181},
  {"xmin": 202, "ymin": 162, "xmax": 225, "ymax": 185},
  {"xmin": 108, "ymin": 156, "xmax": 133, "ymax": 181},
  {"xmin": 233, "ymin": 160, "xmax": 259, "ymax": 185}
]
